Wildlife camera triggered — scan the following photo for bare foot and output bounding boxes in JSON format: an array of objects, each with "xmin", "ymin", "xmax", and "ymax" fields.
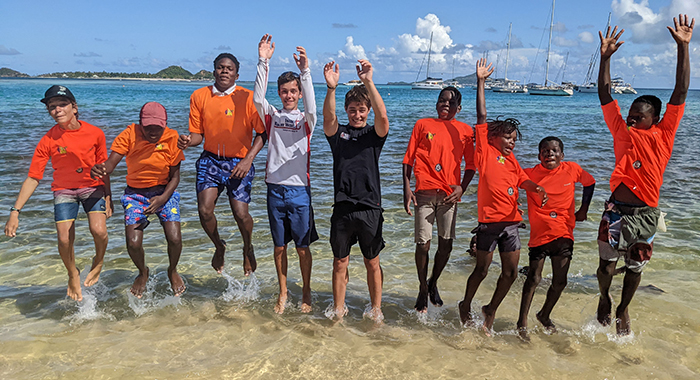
[
  {"xmin": 616, "ymin": 308, "xmax": 631, "ymax": 336},
  {"xmin": 458, "ymin": 300, "xmax": 472, "ymax": 326},
  {"xmin": 517, "ymin": 326, "xmax": 530, "ymax": 342},
  {"xmin": 365, "ymin": 306, "xmax": 384, "ymax": 324},
  {"xmin": 243, "ymin": 245, "xmax": 256, "ymax": 276},
  {"xmin": 211, "ymin": 240, "xmax": 226, "ymax": 273},
  {"xmin": 332, "ymin": 305, "xmax": 349, "ymax": 320},
  {"xmin": 130, "ymin": 268, "xmax": 149, "ymax": 298},
  {"xmin": 597, "ymin": 294, "xmax": 612, "ymax": 326},
  {"xmin": 67, "ymin": 269, "xmax": 83, "ymax": 301},
  {"xmin": 168, "ymin": 267, "xmax": 186, "ymax": 296},
  {"xmin": 482, "ymin": 305, "xmax": 495, "ymax": 336},
  {"xmin": 427, "ymin": 277, "xmax": 443, "ymax": 307},
  {"xmin": 84, "ymin": 259, "xmax": 103, "ymax": 287},
  {"xmin": 274, "ymin": 293, "xmax": 287, "ymax": 314},
  {"xmin": 414, "ymin": 288, "xmax": 428, "ymax": 313},
  {"xmin": 536, "ymin": 310, "xmax": 557, "ymax": 334},
  {"xmin": 301, "ymin": 291, "xmax": 312, "ymax": 313}
]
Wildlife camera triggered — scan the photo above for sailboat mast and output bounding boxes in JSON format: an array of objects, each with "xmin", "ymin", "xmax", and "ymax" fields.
[
  {"xmin": 426, "ymin": 32, "xmax": 433, "ymax": 80},
  {"xmin": 544, "ymin": 0, "xmax": 555, "ymax": 86},
  {"xmin": 505, "ymin": 23, "xmax": 512, "ymax": 81}
]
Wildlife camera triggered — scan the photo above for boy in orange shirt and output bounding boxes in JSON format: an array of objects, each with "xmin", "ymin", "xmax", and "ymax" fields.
[
  {"xmin": 178, "ymin": 53, "xmax": 266, "ymax": 276},
  {"xmin": 402, "ymin": 86, "xmax": 476, "ymax": 313},
  {"xmin": 92, "ymin": 102, "xmax": 185, "ymax": 297},
  {"xmin": 5, "ymin": 85, "xmax": 110, "ymax": 302},
  {"xmin": 458, "ymin": 59, "xmax": 547, "ymax": 334},
  {"xmin": 517, "ymin": 136, "xmax": 595, "ymax": 340},
  {"xmin": 595, "ymin": 15, "xmax": 693, "ymax": 335}
]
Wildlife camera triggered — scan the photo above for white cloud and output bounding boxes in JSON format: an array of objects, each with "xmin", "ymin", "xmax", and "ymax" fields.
[
  {"xmin": 553, "ymin": 36, "xmax": 579, "ymax": 47},
  {"xmin": 578, "ymin": 31, "xmax": 596, "ymax": 44},
  {"xmin": 339, "ymin": 36, "xmax": 367, "ymax": 60},
  {"xmin": 612, "ymin": 0, "xmax": 700, "ymax": 44}
]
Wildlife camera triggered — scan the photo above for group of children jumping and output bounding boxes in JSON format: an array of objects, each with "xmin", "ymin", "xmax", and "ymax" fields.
[{"xmin": 4, "ymin": 15, "xmax": 693, "ymax": 337}]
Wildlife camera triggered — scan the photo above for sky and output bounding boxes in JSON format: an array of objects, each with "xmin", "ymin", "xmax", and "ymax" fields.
[{"xmin": 1, "ymin": 0, "xmax": 699, "ymax": 88}]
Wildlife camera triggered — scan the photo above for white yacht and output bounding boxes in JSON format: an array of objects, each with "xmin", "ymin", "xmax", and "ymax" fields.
[
  {"xmin": 612, "ymin": 77, "xmax": 637, "ymax": 94},
  {"xmin": 491, "ymin": 23, "xmax": 528, "ymax": 93},
  {"xmin": 412, "ymin": 32, "xmax": 444, "ymax": 90},
  {"xmin": 529, "ymin": 0, "xmax": 573, "ymax": 97}
]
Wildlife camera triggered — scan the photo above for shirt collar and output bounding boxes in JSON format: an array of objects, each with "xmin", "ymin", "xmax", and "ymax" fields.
[{"xmin": 212, "ymin": 83, "xmax": 236, "ymax": 96}]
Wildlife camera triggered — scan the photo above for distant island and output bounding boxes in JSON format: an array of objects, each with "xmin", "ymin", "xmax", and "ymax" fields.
[{"xmin": 0, "ymin": 66, "xmax": 214, "ymax": 80}]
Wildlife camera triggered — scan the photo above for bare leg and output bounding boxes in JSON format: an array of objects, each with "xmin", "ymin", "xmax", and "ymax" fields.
[
  {"xmin": 364, "ymin": 255, "xmax": 384, "ymax": 322},
  {"xmin": 85, "ymin": 212, "xmax": 108, "ymax": 287},
  {"xmin": 230, "ymin": 198, "xmax": 256, "ymax": 276},
  {"xmin": 616, "ymin": 267, "xmax": 641, "ymax": 335},
  {"xmin": 517, "ymin": 257, "xmax": 545, "ymax": 341},
  {"xmin": 56, "ymin": 221, "xmax": 82, "ymax": 301},
  {"xmin": 596, "ymin": 258, "xmax": 617, "ymax": 326},
  {"xmin": 414, "ymin": 240, "xmax": 431, "ymax": 313},
  {"xmin": 482, "ymin": 250, "xmax": 520, "ymax": 334},
  {"xmin": 458, "ymin": 249, "xmax": 494, "ymax": 325},
  {"xmin": 296, "ymin": 246, "xmax": 313, "ymax": 313},
  {"xmin": 428, "ymin": 237, "xmax": 453, "ymax": 307},
  {"xmin": 273, "ymin": 245, "xmax": 288, "ymax": 314},
  {"xmin": 125, "ymin": 224, "xmax": 149, "ymax": 298},
  {"xmin": 536, "ymin": 255, "xmax": 570, "ymax": 333},
  {"xmin": 197, "ymin": 188, "xmax": 227, "ymax": 273},
  {"xmin": 163, "ymin": 221, "xmax": 184, "ymax": 296},
  {"xmin": 332, "ymin": 256, "xmax": 350, "ymax": 318}
]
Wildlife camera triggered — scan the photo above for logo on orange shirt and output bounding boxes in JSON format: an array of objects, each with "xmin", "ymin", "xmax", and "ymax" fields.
[
  {"xmin": 225, "ymin": 109, "xmax": 233, "ymax": 117},
  {"xmin": 58, "ymin": 146, "xmax": 67, "ymax": 154},
  {"xmin": 435, "ymin": 163, "xmax": 442, "ymax": 172},
  {"xmin": 507, "ymin": 187, "xmax": 514, "ymax": 196},
  {"xmin": 155, "ymin": 143, "xmax": 164, "ymax": 150},
  {"xmin": 550, "ymin": 211, "xmax": 557, "ymax": 218},
  {"xmin": 497, "ymin": 155, "xmax": 506, "ymax": 164},
  {"xmin": 427, "ymin": 132, "xmax": 435, "ymax": 140},
  {"xmin": 633, "ymin": 160, "xmax": 641, "ymax": 169}
]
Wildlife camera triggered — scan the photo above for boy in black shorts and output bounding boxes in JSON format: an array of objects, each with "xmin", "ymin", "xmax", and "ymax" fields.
[{"xmin": 322, "ymin": 59, "xmax": 389, "ymax": 322}]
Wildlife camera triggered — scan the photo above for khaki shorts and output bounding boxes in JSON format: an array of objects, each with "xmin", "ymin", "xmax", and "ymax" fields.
[{"xmin": 414, "ymin": 189, "xmax": 457, "ymax": 244}]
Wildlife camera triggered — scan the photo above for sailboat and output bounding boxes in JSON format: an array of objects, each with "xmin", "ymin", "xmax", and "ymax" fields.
[
  {"xmin": 529, "ymin": 0, "xmax": 573, "ymax": 96},
  {"xmin": 576, "ymin": 13, "xmax": 611, "ymax": 93},
  {"xmin": 492, "ymin": 23, "xmax": 528, "ymax": 93},
  {"xmin": 412, "ymin": 32, "xmax": 444, "ymax": 90}
]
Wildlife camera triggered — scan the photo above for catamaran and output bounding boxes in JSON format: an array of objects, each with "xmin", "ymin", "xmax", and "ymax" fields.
[{"xmin": 529, "ymin": 0, "xmax": 573, "ymax": 96}]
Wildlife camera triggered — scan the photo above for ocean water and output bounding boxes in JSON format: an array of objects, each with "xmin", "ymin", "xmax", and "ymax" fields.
[{"xmin": 0, "ymin": 78, "xmax": 699, "ymax": 379}]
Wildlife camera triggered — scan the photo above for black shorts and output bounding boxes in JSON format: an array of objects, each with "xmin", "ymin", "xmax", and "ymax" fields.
[
  {"xmin": 528, "ymin": 237, "xmax": 574, "ymax": 262},
  {"xmin": 330, "ymin": 203, "xmax": 385, "ymax": 260},
  {"xmin": 471, "ymin": 222, "xmax": 524, "ymax": 253}
]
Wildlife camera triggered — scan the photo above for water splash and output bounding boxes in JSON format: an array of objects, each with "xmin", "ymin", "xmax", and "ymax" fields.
[
  {"xmin": 324, "ymin": 303, "xmax": 348, "ymax": 320},
  {"xmin": 127, "ymin": 271, "xmax": 183, "ymax": 316},
  {"xmin": 362, "ymin": 304, "xmax": 385, "ymax": 323},
  {"xmin": 220, "ymin": 271, "xmax": 260, "ymax": 303},
  {"xmin": 64, "ymin": 267, "xmax": 114, "ymax": 325}
]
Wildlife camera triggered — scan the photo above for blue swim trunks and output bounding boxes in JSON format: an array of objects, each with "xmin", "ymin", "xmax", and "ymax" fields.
[
  {"xmin": 267, "ymin": 183, "xmax": 318, "ymax": 247},
  {"xmin": 121, "ymin": 187, "xmax": 180, "ymax": 227},
  {"xmin": 53, "ymin": 186, "xmax": 106, "ymax": 223},
  {"xmin": 195, "ymin": 151, "xmax": 254, "ymax": 203}
]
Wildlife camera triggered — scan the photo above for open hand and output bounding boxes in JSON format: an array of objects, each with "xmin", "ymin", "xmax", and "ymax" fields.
[
  {"xmin": 537, "ymin": 186, "xmax": 548, "ymax": 207},
  {"xmin": 294, "ymin": 46, "xmax": 308, "ymax": 71},
  {"xmin": 145, "ymin": 194, "xmax": 166, "ymax": 215},
  {"xmin": 230, "ymin": 158, "xmax": 252, "ymax": 179},
  {"xmin": 599, "ymin": 26, "xmax": 624, "ymax": 58},
  {"xmin": 476, "ymin": 58, "xmax": 494, "ymax": 80},
  {"xmin": 668, "ymin": 14, "xmax": 695, "ymax": 45},
  {"xmin": 259, "ymin": 34, "xmax": 275, "ymax": 59},
  {"xmin": 91, "ymin": 163, "xmax": 107, "ymax": 179},
  {"xmin": 324, "ymin": 61, "xmax": 339, "ymax": 88},
  {"xmin": 356, "ymin": 59, "xmax": 373, "ymax": 83}
]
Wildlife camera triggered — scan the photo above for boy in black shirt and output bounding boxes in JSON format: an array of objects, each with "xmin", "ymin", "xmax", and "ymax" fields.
[{"xmin": 323, "ymin": 59, "xmax": 389, "ymax": 322}]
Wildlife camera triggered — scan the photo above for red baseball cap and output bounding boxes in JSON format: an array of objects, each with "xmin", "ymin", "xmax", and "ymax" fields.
[{"xmin": 139, "ymin": 102, "xmax": 167, "ymax": 128}]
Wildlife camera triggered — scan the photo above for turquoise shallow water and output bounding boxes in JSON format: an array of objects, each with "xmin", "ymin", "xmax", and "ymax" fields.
[{"xmin": 0, "ymin": 78, "xmax": 699, "ymax": 379}]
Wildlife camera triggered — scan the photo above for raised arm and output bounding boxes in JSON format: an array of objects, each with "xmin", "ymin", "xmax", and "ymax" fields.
[
  {"xmin": 323, "ymin": 61, "xmax": 340, "ymax": 136},
  {"xmin": 296, "ymin": 46, "xmax": 317, "ymax": 131},
  {"xmin": 356, "ymin": 59, "xmax": 389, "ymax": 137},
  {"xmin": 254, "ymin": 34, "xmax": 275, "ymax": 119},
  {"xmin": 597, "ymin": 26, "xmax": 624, "ymax": 106},
  {"xmin": 668, "ymin": 14, "xmax": 694, "ymax": 106},
  {"xmin": 475, "ymin": 58, "xmax": 493, "ymax": 125}
]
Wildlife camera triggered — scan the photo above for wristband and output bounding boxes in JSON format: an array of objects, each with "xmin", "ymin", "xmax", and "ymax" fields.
[
  {"xmin": 327, "ymin": 84, "xmax": 337, "ymax": 90},
  {"xmin": 10, "ymin": 207, "xmax": 21, "ymax": 213}
]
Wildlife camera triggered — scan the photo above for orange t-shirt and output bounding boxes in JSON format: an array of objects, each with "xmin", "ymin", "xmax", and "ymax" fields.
[
  {"xmin": 474, "ymin": 123, "xmax": 529, "ymax": 223},
  {"xmin": 402, "ymin": 118, "xmax": 476, "ymax": 195},
  {"xmin": 28, "ymin": 121, "xmax": 107, "ymax": 191},
  {"xmin": 525, "ymin": 162, "xmax": 595, "ymax": 247},
  {"xmin": 189, "ymin": 85, "xmax": 265, "ymax": 158},
  {"xmin": 602, "ymin": 100, "xmax": 684, "ymax": 207},
  {"xmin": 110, "ymin": 124, "xmax": 185, "ymax": 188}
]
